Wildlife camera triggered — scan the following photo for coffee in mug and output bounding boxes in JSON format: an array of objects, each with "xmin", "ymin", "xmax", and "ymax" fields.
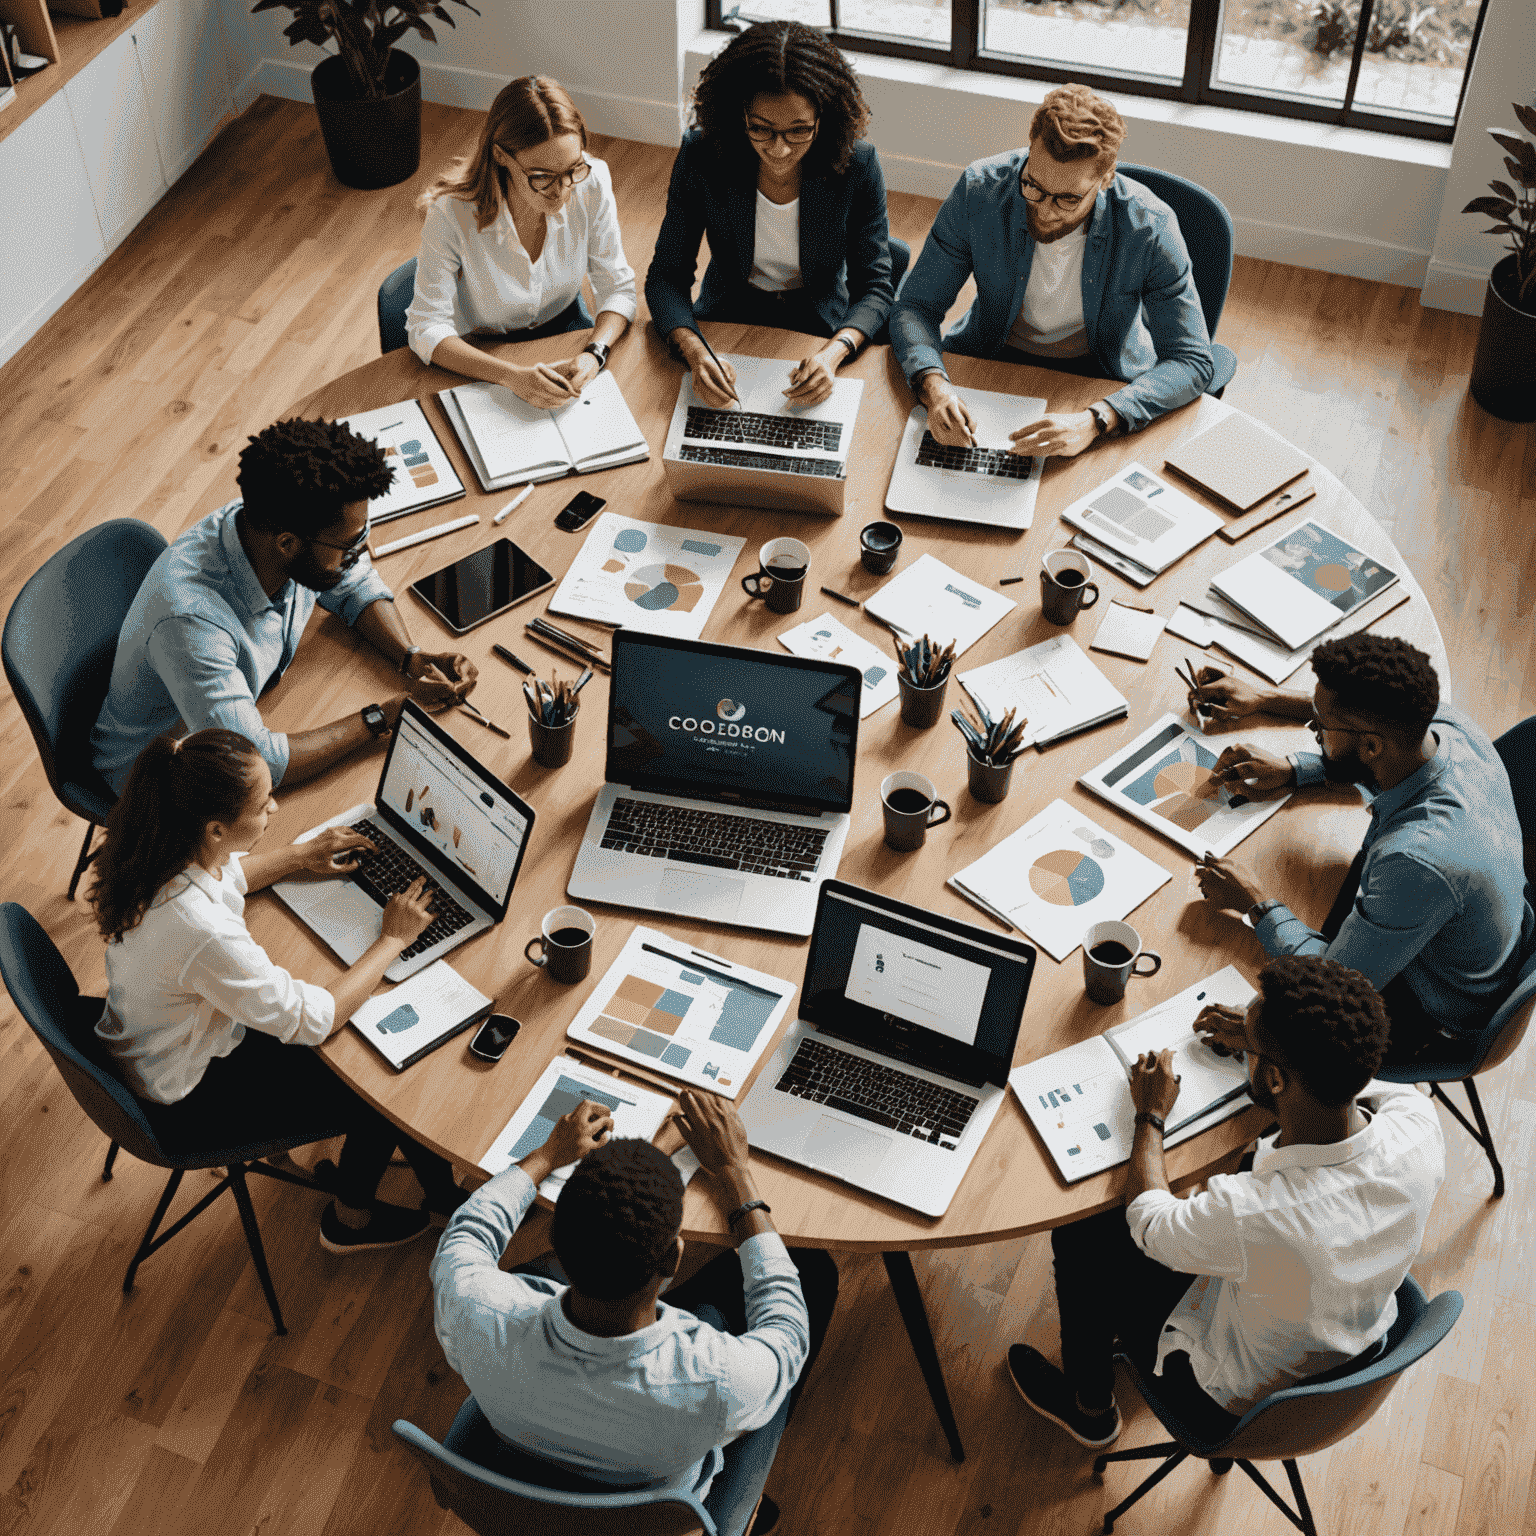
[
  {"xmin": 859, "ymin": 521, "xmax": 903, "ymax": 576},
  {"xmin": 1082, "ymin": 920, "xmax": 1161, "ymax": 1004},
  {"xmin": 880, "ymin": 770, "xmax": 951, "ymax": 852},
  {"xmin": 1040, "ymin": 549, "xmax": 1100, "ymax": 626},
  {"xmin": 741, "ymin": 536, "xmax": 811, "ymax": 616},
  {"xmin": 526, "ymin": 906, "xmax": 596, "ymax": 985}
]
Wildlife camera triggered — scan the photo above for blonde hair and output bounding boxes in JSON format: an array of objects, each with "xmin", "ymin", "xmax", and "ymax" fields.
[
  {"xmin": 419, "ymin": 76, "xmax": 588, "ymax": 232},
  {"xmin": 1028, "ymin": 84, "xmax": 1126, "ymax": 175}
]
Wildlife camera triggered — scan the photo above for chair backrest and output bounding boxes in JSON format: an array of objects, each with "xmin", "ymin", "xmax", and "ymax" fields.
[
  {"xmin": 1469, "ymin": 946, "xmax": 1536, "ymax": 1077},
  {"xmin": 0, "ymin": 904, "xmax": 169, "ymax": 1168},
  {"xmin": 1494, "ymin": 715, "xmax": 1536, "ymax": 876},
  {"xmin": 391, "ymin": 1418, "xmax": 716, "ymax": 1536},
  {"xmin": 2, "ymin": 519, "xmax": 167, "ymax": 824},
  {"xmin": 1116, "ymin": 162, "xmax": 1235, "ymax": 342},
  {"xmin": 377, "ymin": 257, "xmax": 418, "ymax": 355}
]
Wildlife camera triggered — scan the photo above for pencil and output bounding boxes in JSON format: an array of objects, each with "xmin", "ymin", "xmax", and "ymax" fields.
[
  {"xmin": 692, "ymin": 329, "xmax": 742, "ymax": 407},
  {"xmin": 820, "ymin": 586, "xmax": 861, "ymax": 608},
  {"xmin": 1117, "ymin": 600, "xmax": 1156, "ymax": 613}
]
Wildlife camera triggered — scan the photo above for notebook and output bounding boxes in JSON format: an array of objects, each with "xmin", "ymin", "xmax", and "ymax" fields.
[
  {"xmin": 438, "ymin": 371, "xmax": 648, "ymax": 491},
  {"xmin": 862, "ymin": 554, "xmax": 1017, "ymax": 658},
  {"xmin": 957, "ymin": 634, "xmax": 1128, "ymax": 751},
  {"xmin": 1164, "ymin": 413, "xmax": 1311, "ymax": 512},
  {"xmin": 1090, "ymin": 602, "xmax": 1167, "ymax": 663},
  {"xmin": 1057, "ymin": 462, "xmax": 1223, "ymax": 576},
  {"xmin": 338, "ymin": 400, "xmax": 466, "ymax": 523},
  {"xmin": 348, "ymin": 960, "xmax": 492, "ymax": 1071}
]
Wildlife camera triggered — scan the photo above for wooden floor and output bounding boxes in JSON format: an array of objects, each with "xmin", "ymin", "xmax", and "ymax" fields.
[{"xmin": 1, "ymin": 96, "xmax": 1534, "ymax": 1536}]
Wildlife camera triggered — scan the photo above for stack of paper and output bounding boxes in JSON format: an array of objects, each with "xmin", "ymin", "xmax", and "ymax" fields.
[
  {"xmin": 779, "ymin": 613, "xmax": 899, "ymax": 718},
  {"xmin": 339, "ymin": 400, "xmax": 466, "ymax": 524},
  {"xmin": 957, "ymin": 634, "xmax": 1127, "ymax": 750},
  {"xmin": 862, "ymin": 553, "xmax": 1016, "ymax": 656},
  {"xmin": 1057, "ymin": 462, "xmax": 1223, "ymax": 579}
]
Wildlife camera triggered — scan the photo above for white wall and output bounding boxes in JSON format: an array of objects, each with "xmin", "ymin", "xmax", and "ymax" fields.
[{"xmin": 1420, "ymin": 0, "xmax": 1536, "ymax": 314}]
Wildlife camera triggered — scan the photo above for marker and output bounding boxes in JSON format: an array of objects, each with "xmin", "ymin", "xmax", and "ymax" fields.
[
  {"xmin": 373, "ymin": 514, "xmax": 478, "ymax": 557},
  {"xmin": 1000, "ymin": 576, "xmax": 1024, "ymax": 586},
  {"xmin": 820, "ymin": 586, "xmax": 861, "ymax": 608},
  {"xmin": 493, "ymin": 484, "xmax": 535, "ymax": 524},
  {"xmin": 492, "ymin": 643, "xmax": 534, "ymax": 675}
]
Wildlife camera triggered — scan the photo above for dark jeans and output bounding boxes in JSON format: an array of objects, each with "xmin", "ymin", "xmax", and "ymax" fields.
[{"xmin": 145, "ymin": 1029, "xmax": 457, "ymax": 1210}]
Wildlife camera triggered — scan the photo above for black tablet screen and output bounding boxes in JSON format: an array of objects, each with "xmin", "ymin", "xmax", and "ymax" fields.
[{"xmin": 409, "ymin": 538, "xmax": 555, "ymax": 634}]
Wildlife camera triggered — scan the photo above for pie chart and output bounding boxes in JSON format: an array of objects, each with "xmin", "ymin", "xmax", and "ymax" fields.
[
  {"xmin": 1313, "ymin": 562, "xmax": 1352, "ymax": 592},
  {"xmin": 624, "ymin": 562, "xmax": 705, "ymax": 612},
  {"xmin": 1029, "ymin": 848, "xmax": 1105, "ymax": 907}
]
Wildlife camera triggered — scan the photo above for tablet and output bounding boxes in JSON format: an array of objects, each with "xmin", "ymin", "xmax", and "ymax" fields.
[{"xmin": 409, "ymin": 538, "xmax": 555, "ymax": 635}]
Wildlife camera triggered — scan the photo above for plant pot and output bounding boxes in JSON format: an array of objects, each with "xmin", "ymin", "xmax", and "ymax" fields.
[
  {"xmin": 1469, "ymin": 254, "xmax": 1536, "ymax": 424},
  {"xmin": 311, "ymin": 50, "xmax": 422, "ymax": 192},
  {"xmin": 966, "ymin": 746, "xmax": 1015, "ymax": 804}
]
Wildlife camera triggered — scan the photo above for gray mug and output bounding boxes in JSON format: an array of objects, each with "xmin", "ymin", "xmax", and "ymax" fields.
[{"xmin": 881, "ymin": 770, "xmax": 951, "ymax": 852}]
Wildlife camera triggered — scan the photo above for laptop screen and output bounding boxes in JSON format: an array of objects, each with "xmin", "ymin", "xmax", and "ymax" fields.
[
  {"xmin": 801, "ymin": 882, "xmax": 1036, "ymax": 1085},
  {"xmin": 376, "ymin": 702, "xmax": 534, "ymax": 915},
  {"xmin": 606, "ymin": 632, "xmax": 861, "ymax": 813}
]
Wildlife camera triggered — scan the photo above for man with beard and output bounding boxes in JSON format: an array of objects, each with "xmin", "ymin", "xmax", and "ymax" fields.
[
  {"xmin": 887, "ymin": 82, "xmax": 1214, "ymax": 459},
  {"xmin": 92, "ymin": 417, "xmax": 476, "ymax": 793},
  {"xmin": 1190, "ymin": 633, "xmax": 1532, "ymax": 1062},
  {"xmin": 1008, "ymin": 956, "xmax": 1444, "ymax": 1450}
]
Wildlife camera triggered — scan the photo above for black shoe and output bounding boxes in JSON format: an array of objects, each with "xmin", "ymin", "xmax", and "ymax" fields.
[
  {"xmin": 748, "ymin": 1495, "xmax": 779, "ymax": 1535},
  {"xmin": 319, "ymin": 1200, "xmax": 433, "ymax": 1253},
  {"xmin": 1006, "ymin": 1344, "xmax": 1122, "ymax": 1449},
  {"xmin": 307, "ymin": 1158, "xmax": 339, "ymax": 1192}
]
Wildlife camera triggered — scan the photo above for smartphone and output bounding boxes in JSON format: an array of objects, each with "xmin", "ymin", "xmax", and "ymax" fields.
[
  {"xmin": 555, "ymin": 491, "xmax": 606, "ymax": 532},
  {"xmin": 468, "ymin": 1014, "xmax": 521, "ymax": 1063}
]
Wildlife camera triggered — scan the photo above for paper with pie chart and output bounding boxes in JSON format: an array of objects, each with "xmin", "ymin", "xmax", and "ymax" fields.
[
  {"xmin": 948, "ymin": 798, "xmax": 1172, "ymax": 961},
  {"xmin": 1079, "ymin": 712, "xmax": 1291, "ymax": 859},
  {"xmin": 548, "ymin": 512, "xmax": 746, "ymax": 640}
]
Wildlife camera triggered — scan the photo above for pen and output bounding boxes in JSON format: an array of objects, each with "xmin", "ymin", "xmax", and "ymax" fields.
[
  {"xmin": 1165, "ymin": 1082, "xmax": 1250, "ymax": 1137},
  {"xmin": 527, "ymin": 629, "xmax": 611, "ymax": 672},
  {"xmin": 459, "ymin": 698, "xmax": 511, "ymax": 738},
  {"xmin": 1116, "ymin": 600, "xmax": 1157, "ymax": 613},
  {"xmin": 1000, "ymin": 576, "xmax": 1024, "ymax": 586},
  {"xmin": 531, "ymin": 616, "xmax": 603, "ymax": 658},
  {"xmin": 692, "ymin": 329, "xmax": 742, "ymax": 407},
  {"xmin": 373, "ymin": 514, "xmax": 478, "ymax": 557},
  {"xmin": 493, "ymin": 484, "xmax": 535, "ymax": 524},
  {"xmin": 492, "ymin": 643, "xmax": 534, "ymax": 675},
  {"xmin": 820, "ymin": 585, "xmax": 861, "ymax": 608},
  {"xmin": 640, "ymin": 940, "xmax": 737, "ymax": 973}
]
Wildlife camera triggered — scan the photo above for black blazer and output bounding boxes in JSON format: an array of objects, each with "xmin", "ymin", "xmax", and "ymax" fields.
[{"xmin": 645, "ymin": 131, "xmax": 895, "ymax": 342}]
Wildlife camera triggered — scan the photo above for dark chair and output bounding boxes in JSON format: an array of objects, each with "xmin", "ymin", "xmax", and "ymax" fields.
[
  {"xmin": 889, "ymin": 234, "xmax": 912, "ymax": 296},
  {"xmin": 1493, "ymin": 714, "xmax": 1536, "ymax": 877},
  {"xmin": 2, "ymin": 519, "xmax": 168, "ymax": 898},
  {"xmin": 0, "ymin": 903, "xmax": 337, "ymax": 1334},
  {"xmin": 378, "ymin": 255, "xmax": 418, "ymax": 354},
  {"xmin": 1117, "ymin": 162, "xmax": 1238, "ymax": 398},
  {"xmin": 1094, "ymin": 1275, "xmax": 1462, "ymax": 1535}
]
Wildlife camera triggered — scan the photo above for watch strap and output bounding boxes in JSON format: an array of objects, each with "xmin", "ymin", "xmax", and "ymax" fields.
[
  {"xmin": 726, "ymin": 1199, "xmax": 771, "ymax": 1228},
  {"xmin": 399, "ymin": 645, "xmax": 422, "ymax": 677},
  {"xmin": 582, "ymin": 342, "xmax": 609, "ymax": 371},
  {"xmin": 833, "ymin": 334, "xmax": 858, "ymax": 363},
  {"xmin": 361, "ymin": 703, "xmax": 389, "ymax": 738},
  {"xmin": 1134, "ymin": 1111, "xmax": 1166, "ymax": 1135},
  {"xmin": 1090, "ymin": 402, "xmax": 1114, "ymax": 437}
]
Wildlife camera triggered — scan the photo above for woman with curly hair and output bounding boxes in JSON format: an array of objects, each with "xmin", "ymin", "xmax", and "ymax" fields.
[
  {"xmin": 645, "ymin": 20, "xmax": 904, "ymax": 407},
  {"xmin": 406, "ymin": 76, "xmax": 635, "ymax": 407}
]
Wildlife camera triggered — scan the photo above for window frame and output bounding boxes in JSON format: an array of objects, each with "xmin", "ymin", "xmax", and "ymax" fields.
[{"xmin": 709, "ymin": 0, "xmax": 1491, "ymax": 144}]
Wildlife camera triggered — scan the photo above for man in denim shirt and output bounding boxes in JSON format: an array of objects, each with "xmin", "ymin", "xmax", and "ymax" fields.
[
  {"xmin": 92, "ymin": 417, "xmax": 475, "ymax": 792},
  {"xmin": 1191, "ymin": 634, "xmax": 1532, "ymax": 1058},
  {"xmin": 888, "ymin": 83, "xmax": 1213, "ymax": 461}
]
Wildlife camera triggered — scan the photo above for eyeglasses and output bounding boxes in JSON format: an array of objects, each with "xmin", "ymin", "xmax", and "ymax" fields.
[
  {"xmin": 506, "ymin": 152, "xmax": 592, "ymax": 195},
  {"xmin": 1019, "ymin": 170, "xmax": 1092, "ymax": 211},
  {"xmin": 744, "ymin": 117, "xmax": 818, "ymax": 146},
  {"xmin": 309, "ymin": 524, "xmax": 370, "ymax": 566},
  {"xmin": 1306, "ymin": 716, "xmax": 1367, "ymax": 739}
]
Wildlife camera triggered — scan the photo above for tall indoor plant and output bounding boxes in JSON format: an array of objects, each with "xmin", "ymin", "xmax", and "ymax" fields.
[
  {"xmin": 252, "ymin": 0, "xmax": 479, "ymax": 190},
  {"xmin": 1463, "ymin": 101, "xmax": 1536, "ymax": 422}
]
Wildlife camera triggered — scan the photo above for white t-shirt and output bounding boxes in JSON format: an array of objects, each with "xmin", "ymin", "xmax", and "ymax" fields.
[
  {"xmin": 1007, "ymin": 220, "xmax": 1090, "ymax": 358},
  {"xmin": 748, "ymin": 192, "xmax": 803, "ymax": 292}
]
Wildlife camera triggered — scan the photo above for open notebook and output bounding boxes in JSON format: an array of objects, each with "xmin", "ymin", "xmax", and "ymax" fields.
[{"xmin": 438, "ymin": 371, "xmax": 649, "ymax": 491}]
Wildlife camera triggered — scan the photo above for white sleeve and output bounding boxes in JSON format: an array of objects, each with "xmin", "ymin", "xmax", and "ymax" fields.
[
  {"xmin": 583, "ymin": 162, "xmax": 637, "ymax": 322},
  {"xmin": 1126, "ymin": 1182, "xmax": 1249, "ymax": 1280},
  {"xmin": 406, "ymin": 197, "xmax": 466, "ymax": 366},
  {"xmin": 178, "ymin": 926, "xmax": 335, "ymax": 1047}
]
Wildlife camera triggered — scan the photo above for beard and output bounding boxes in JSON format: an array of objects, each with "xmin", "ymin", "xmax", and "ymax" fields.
[
  {"xmin": 1027, "ymin": 204, "xmax": 1089, "ymax": 246},
  {"xmin": 286, "ymin": 547, "xmax": 349, "ymax": 592},
  {"xmin": 1321, "ymin": 740, "xmax": 1374, "ymax": 788}
]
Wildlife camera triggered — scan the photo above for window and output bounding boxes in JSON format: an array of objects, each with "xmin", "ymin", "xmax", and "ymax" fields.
[{"xmin": 710, "ymin": 0, "xmax": 1491, "ymax": 142}]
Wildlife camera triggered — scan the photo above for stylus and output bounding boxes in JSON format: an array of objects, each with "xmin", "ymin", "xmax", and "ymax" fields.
[
  {"xmin": 373, "ymin": 514, "xmax": 478, "ymax": 557},
  {"xmin": 493, "ymin": 484, "xmax": 535, "ymax": 524}
]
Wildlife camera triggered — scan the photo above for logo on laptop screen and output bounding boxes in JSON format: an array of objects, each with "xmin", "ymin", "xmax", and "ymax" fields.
[
  {"xmin": 716, "ymin": 699, "xmax": 746, "ymax": 721},
  {"xmin": 669, "ymin": 697, "xmax": 785, "ymax": 743}
]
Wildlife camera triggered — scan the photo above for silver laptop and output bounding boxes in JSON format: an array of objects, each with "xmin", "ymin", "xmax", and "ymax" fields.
[
  {"xmin": 567, "ymin": 631, "xmax": 862, "ymax": 937},
  {"xmin": 884, "ymin": 383, "xmax": 1046, "ymax": 531},
  {"xmin": 273, "ymin": 701, "xmax": 535, "ymax": 981},
  {"xmin": 739, "ymin": 880, "xmax": 1037, "ymax": 1218},
  {"xmin": 661, "ymin": 352, "xmax": 864, "ymax": 517}
]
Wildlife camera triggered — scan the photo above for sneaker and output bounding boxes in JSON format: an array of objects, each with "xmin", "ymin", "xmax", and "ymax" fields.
[
  {"xmin": 748, "ymin": 1495, "xmax": 780, "ymax": 1535},
  {"xmin": 1006, "ymin": 1344, "xmax": 1122, "ymax": 1449},
  {"xmin": 319, "ymin": 1200, "xmax": 434, "ymax": 1253}
]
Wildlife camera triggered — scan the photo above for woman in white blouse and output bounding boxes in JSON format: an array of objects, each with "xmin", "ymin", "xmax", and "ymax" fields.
[
  {"xmin": 406, "ymin": 76, "xmax": 636, "ymax": 408},
  {"xmin": 92, "ymin": 730, "xmax": 462, "ymax": 1254}
]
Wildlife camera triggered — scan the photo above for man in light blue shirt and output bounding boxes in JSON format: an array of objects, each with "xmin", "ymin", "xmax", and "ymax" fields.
[
  {"xmin": 888, "ymin": 83, "xmax": 1213, "ymax": 461},
  {"xmin": 1191, "ymin": 633, "xmax": 1533, "ymax": 1058},
  {"xmin": 431, "ymin": 1090, "xmax": 837, "ymax": 1536},
  {"xmin": 92, "ymin": 417, "xmax": 476, "ymax": 793}
]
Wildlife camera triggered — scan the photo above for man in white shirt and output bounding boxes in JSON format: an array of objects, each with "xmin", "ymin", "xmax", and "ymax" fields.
[
  {"xmin": 1008, "ymin": 955, "xmax": 1445, "ymax": 1449},
  {"xmin": 431, "ymin": 1089, "xmax": 838, "ymax": 1536}
]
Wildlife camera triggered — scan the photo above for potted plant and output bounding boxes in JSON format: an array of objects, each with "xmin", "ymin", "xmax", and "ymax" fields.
[
  {"xmin": 1463, "ymin": 101, "xmax": 1536, "ymax": 423},
  {"xmin": 251, "ymin": 0, "xmax": 479, "ymax": 191}
]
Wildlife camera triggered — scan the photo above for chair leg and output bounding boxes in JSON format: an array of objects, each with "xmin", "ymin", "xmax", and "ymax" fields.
[
  {"xmin": 1096, "ymin": 1448, "xmax": 1189, "ymax": 1532},
  {"xmin": 124, "ymin": 1168, "xmax": 184, "ymax": 1292},
  {"xmin": 1428, "ymin": 1079, "xmax": 1504, "ymax": 1198},
  {"xmin": 102, "ymin": 1140, "xmax": 120, "ymax": 1182},
  {"xmin": 1283, "ymin": 1458, "xmax": 1319, "ymax": 1536},
  {"xmin": 66, "ymin": 821, "xmax": 100, "ymax": 901},
  {"xmin": 1210, "ymin": 1458, "xmax": 1233, "ymax": 1473},
  {"xmin": 881, "ymin": 1251, "xmax": 964, "ymax": 1462},
  {"xmin": 228, "ymin": 1163, "xmax": 287, "ymax": 1335},
  {"xmin": 1233, "ymin": 1458, "xmax": 1316, "ymax": 1534}
]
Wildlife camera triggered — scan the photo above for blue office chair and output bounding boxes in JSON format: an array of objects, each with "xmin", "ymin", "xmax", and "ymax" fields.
[
  {"xmin": 1117, "ymin": 162, "xmax": 1238, "ymax": 399},
  {"xmin": 3, "ymin": 519, "xmax": 168, "ymax": 898},
  {"xmin": 1093, "ymin": 1275, "xmax": 1462, "ymax": 1535},
  {"xmin": 1494, "ymin": 714, "xmax": 1536, "ymax": 876},
  {"xmin": 0, "ymin": 903, "xmax": 338, "ymax": 1334},
  {"xmin": 378, "ymin": 256, "xmax": 418, "ymax": 354}
]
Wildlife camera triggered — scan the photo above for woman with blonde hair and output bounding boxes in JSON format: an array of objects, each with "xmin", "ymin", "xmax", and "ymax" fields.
[{"xmin": 406, "ymin": 76, "xmax": 635, "ymax": 407}]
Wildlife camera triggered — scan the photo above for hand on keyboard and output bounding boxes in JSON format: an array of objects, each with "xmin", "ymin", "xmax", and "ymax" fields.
[
  {"xmin": 1008, "ymin": 409, "xmax": 1105, "ymax": 460},
  {"xmin": 381, "ymin": 876, "xmax": 435, "ymax": 946},
  {"xmin": 293, "ymin": 825, "xmax": 376, "ymax": 876}
]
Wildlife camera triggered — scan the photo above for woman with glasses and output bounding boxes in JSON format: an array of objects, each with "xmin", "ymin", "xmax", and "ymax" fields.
[
  {"xmin": 645, "ymin": 20, "xmax": 901, "ymax": 409},
  {"xmin": 406, "ymin": 77, "xmax": 635, "ymax": 408}
]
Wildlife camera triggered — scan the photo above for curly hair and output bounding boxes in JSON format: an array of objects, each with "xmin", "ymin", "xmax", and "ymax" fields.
[
  {"xmin": 236, "ymin": 418, "xmax": 393, "ymax": 541},
  {"xmin": 1310, "ymin": 633, "xmax": 1439, "ymax": 741},
  {"xmin": 1253, "ymin": 956, "xmax": 1391, "ymax": 1105},
  {"xmin": 1029, "ymin": 83, "xmax": 1127, "ymax": 174},
  {"xmin": 691, "ymin": 21, "xmax": 870, "ymax": 178},
  {"xmin": 551, "ymin": 1138, "xmax": 684, "ymax": 1300}
]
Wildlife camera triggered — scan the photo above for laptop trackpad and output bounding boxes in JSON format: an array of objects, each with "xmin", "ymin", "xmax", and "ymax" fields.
[
  {"xmin": 660, "ymin": 868, "xmax": 745, "ymax": 922},
  {"xmin": 804, "ymin": 1116, "xmax": 892, "ymax": 1184}
]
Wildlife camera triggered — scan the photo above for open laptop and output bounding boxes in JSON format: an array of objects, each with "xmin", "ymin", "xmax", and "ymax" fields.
[
  {"xmin": 566, "ymin": 631, "xmax": 862, "ymax": 936},
  {"xmin": 884, "ymin": 383, "xmax": 1046, "ymax": 531},
  {"xmin": 273, "ymin": 701, "xmax": 535, "ymax": 982},
  {"xmin": 661, "ymin": 352, "xmax": 864, "ymax": 517},
  {"xmin": 739, "ymin": 880, "xmax": 1037, "ymax": 1218}
]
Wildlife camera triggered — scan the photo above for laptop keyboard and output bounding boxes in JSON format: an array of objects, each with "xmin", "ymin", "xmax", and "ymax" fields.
[
  {"xmin": 601, "ymin": 798, "xmax": 829, "ymax": 881},
  {"xmin": 346, "ymin": 818, "xmax": 478, "ymax": 960},
  {"xmin": 916, "ymin": 430, "xmax": 1036, "ymax": 480},
  {"xmin": 685, "ymin": 406, "xmax": 844, "ymax": 454},
  {"xmin": 677, "ymin": 444, "xmax": 845, "ymax": 479},
  {"xmin": 776, "ymin": 1037, "xmax": 980, "ymax": 1149}
]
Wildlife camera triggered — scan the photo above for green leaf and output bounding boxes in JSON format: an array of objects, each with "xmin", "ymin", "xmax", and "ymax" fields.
[
  {"xmin": 284, "ymin": 13, "xmax": 333, "ymax": 46},
  {"xmin": 408, "ymin": 14, "xmax": 437, "ymax": 41},
  {"xmin": 1513, "ymin": 101, "xmax": 1536, "ymax": 137}
]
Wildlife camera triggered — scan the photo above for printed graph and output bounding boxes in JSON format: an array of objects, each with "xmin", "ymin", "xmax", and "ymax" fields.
[
  {"xmin": 1028, "ymin": 849, "xmax": 1106, "ymax": 907},
  {"xmin": 506, "ymin": 1076, "xmax": 632, "ymax": 1162}
]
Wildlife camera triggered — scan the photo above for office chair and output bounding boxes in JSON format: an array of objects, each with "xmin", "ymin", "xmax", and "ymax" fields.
[
  {"xmin": 1093, "ymin": 1274, "xmax": 1462, "ymax": 1535},
  {"xmin": 377, "ymin": 256, "xmax": 417, "ymax": 354},
  {"xmin": 1117, "ymin": 162, "xmax": 1238, "ymax": 398},
  {"xmin": 3, "ymin": 519, "xmax": 168, "ymax": 898},
  {"xmin": 0, "ymin": 903, "xmax": 338, "ymax": 1335},
  {"xmin": 1493, "ymin": 714, "xmax": 1536, "ymax": 876}
]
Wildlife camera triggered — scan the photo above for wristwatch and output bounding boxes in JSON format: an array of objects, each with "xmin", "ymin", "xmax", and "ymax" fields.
[
  {"xmin": 833, "ymin": 334, "xmax": 859, "ymax": 363},
  {"xmin": 1248, "ymin": 898, "xmax": 1285, "ymax": 924},
  {"xmin": 360, "ymin": 702, "xmax": 390, "ymax": 739},
  {"xmin": 1134, "ymin": 1111, "xmax": 1166, "ymax": 1135},
  {"xmin": 399, "ymin": 644, "xmax": 422, "ymax": 677},
  {"xmin": 1088, "ymin": 401, "xmax": 1116, "ymax": 438},
  {"xmin": 726, "ymin": 1199, "xmax": 771, "ymax": 1228},
  {"xmin": 582, "ymin": 341, "xmax": 610, "ymax": 372}
]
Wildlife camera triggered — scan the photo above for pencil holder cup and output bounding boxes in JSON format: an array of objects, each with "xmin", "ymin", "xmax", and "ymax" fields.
[
  {"xmin": 897, "ymin": 670, "xmax": 949, "ymax": 729},
  {"xmin": 966, "ymin": 745, "xmax": 1015, "ymax": 804},
  {"xmin": 528, "ymin": 706, "xmax": 578, "ymax": 768}
]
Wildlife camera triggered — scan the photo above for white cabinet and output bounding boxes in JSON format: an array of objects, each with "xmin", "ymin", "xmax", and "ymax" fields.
[{"xmin": 134, "ymin": 0, "xmax": 233, "ymax": 184}]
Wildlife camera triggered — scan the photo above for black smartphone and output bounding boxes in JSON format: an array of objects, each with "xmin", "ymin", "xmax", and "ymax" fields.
[
  {"xmin": 468, "ymin": 1014, "xmax": 521, "ymax": 1063},
  {"xmin": 555, "ymin": 491, "xmax": 606, "ymax": 532}
]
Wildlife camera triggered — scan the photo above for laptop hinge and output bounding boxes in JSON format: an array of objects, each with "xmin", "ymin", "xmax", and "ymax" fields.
[{"xmin": 628, "ymin": 785, "xmax": 830, "ymax": 818}]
